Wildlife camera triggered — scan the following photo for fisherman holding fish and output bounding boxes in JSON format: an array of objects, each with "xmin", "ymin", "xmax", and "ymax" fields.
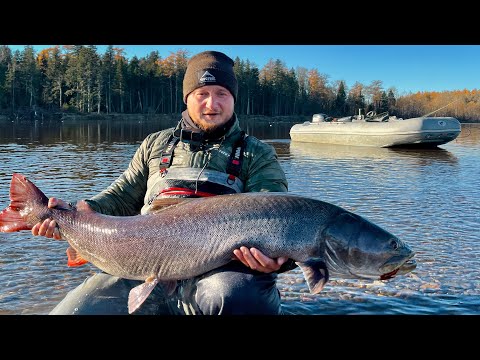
[{"xmin": 31, "ymin": 50, "xmax": 296, "ymax": 315}]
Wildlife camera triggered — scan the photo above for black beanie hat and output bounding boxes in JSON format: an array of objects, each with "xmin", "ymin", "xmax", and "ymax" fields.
[{"xmin": 183, "ymin": 51, "xmax": 238, "ymax": 104}]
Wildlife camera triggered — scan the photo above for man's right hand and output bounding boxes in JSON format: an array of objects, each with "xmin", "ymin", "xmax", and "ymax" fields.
[{"xmin": 31, "ymin": 197, "xmax": 69, "ymax": 240}]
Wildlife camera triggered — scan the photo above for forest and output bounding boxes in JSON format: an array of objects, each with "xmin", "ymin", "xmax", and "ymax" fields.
[{"xmin": 0, "ymin": 45, "xmax": 478, "ymax": 122}]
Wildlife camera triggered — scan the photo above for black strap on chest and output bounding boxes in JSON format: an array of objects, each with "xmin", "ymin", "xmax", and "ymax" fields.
[
  {"xmin": 158, "ymin": 131, "xmax": 247, "ymax": 178},
  {"xmin": 226, "ymin": 131, "xmax": 246, "ymax": 178},
  {"xmin": 159, "ymin": 135, "xmax": 180, "ymax": 171}
]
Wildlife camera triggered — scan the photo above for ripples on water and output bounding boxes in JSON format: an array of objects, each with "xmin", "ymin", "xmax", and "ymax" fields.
[{"xmin": 0, "ymin": 120, "xmax": 479, "ymax": 315}]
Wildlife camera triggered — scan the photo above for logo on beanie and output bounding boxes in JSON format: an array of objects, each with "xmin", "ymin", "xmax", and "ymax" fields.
[{"xmin": 199, "ymin": 71, "xmax": 216, "ymax": 84}]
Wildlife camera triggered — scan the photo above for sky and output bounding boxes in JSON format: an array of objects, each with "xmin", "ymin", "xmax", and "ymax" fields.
[{"xmin": 6, "ymin": 45, "xmax": 480, "ymax": 96}]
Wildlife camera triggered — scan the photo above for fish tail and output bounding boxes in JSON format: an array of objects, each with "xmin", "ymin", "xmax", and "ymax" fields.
[{"xmin": 0, "ymin": 173, "xmax": 49, "ymax": 232}]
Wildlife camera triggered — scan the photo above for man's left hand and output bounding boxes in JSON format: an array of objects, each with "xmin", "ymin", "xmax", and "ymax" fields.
[{"xmin": 233, "ymin": 246, "xmax": 288, "ymax": 273}]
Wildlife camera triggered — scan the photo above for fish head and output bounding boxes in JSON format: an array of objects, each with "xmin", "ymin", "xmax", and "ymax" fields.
[{"xmin": 324, "ymin": 211, "xmax": 416, "ymax": 280}]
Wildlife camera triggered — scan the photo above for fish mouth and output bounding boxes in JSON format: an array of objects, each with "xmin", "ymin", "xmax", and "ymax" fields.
[
  {"xmin": 395, "ymin": 258, "xmax": 417, "ymax": 275},
  {"xmin": 379, "ymin": 255, "xmax": 417, "ymax": 280}
]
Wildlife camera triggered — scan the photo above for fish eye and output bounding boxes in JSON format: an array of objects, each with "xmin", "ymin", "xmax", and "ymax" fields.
[{"xmin": 390, "ymin": 239, "xmax": 399, "ymax": 250}]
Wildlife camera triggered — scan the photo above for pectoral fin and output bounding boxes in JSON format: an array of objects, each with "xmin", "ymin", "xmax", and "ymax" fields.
[
  {"xmin": 128, "ymin": 276, "xmax": 159, "ymax": 314},
  {"xmin": 66, "ymin": 247, "xmax": 89, "ymax": 267},
  {"xmin": 296, "ymin": 258, "xmax": 329, "ymax": 294}
]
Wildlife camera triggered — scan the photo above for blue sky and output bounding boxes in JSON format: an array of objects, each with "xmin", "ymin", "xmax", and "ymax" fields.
[{"xmin": 6, "ymin": 45, "xmax": 479, "ymax": 96}]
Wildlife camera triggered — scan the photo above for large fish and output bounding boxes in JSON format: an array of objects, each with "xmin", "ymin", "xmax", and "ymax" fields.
[{"xmin": 0, "ymin": 173, "xmax": 416, "ymax": 314}]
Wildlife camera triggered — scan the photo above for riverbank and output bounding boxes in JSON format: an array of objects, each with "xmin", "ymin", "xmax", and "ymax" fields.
[
  {"xmin": 0, "ymin": 112, "xmax": 312, "ymax": 126},
  {"xmin": 62, "ymin": 113, "xmax": 312, "ymax": 125}
]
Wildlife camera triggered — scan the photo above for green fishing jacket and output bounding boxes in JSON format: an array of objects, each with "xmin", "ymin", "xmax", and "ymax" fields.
[{"xmin": 85, "ymin": 114, "xmax": 288, "ymax": 216}]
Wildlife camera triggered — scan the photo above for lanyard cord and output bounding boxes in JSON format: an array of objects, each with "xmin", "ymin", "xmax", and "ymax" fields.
[{"xmin": 195, "ymin": 137, "xmax": 226, "ymax": 194}]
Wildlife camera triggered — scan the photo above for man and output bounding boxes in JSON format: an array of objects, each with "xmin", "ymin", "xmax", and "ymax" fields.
[{"xmin": 32, "ymin": 50, "xmax": 294, "ymax": 315}]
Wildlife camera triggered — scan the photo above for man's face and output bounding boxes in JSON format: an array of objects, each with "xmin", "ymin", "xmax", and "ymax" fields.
[{"xmin": 186, "ymin": 85, "xmax": 234, "ymax": 132}]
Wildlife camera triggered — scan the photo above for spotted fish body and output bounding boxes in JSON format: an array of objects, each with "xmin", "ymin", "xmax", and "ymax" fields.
[{"xmin": 0, "ymin": 173, "xmax": 416, "ymax": 313}]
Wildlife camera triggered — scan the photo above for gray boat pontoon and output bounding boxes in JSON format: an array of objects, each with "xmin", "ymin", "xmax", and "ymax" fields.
[{"xmin": 289, "ymin": 111, "xmax": 461, "ymax": 148}]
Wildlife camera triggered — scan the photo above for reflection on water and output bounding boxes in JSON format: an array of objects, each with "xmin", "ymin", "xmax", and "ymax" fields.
[
  {"xmin": 0, "ymin": 117, "xmax": 299, "ymax": 145},
  {"xmin": 0, "ymin": 120, "xmax": 479, "ymax": 315},
  {"xmin": 0, "ymin": 118, "xmax": 176, "ymax": 145},
  {"xmin": 289, "ymin": 141, "xmax": 459, "ymax": 164},
  {"xmin": 455, "ymin": 123, "xmax": 480, "ymax": 146}
]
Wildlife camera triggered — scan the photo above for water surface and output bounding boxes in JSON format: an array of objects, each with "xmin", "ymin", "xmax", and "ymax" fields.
[{"xmin": 0, "ymin": 119, "xmax": 478, "ymax": 315}]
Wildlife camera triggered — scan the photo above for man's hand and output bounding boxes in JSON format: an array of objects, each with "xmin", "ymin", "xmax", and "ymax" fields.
[
  {"xmin": 31, "ymin": 197, "xmax": 70, "ymax": 240},
  {"xmin": 233, "ymin": 246, "xmax": 288, "ymax": 273}
]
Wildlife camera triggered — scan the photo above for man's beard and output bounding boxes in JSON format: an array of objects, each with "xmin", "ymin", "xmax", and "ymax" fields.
[
  {"xmin": 195, "ymin": 120, "xmax": 220, "ymax": 133},
  {"xmin": 181, "ymin": 110, "xmax": 235, "ymax": 139}
]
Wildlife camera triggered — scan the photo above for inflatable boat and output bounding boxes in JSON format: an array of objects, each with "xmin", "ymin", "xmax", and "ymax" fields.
[{"xmin": 289, "ymin": 112, "xmax": 461, "ymax": 148}]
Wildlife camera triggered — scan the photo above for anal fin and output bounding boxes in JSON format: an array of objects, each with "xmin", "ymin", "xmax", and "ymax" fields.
[{"xmin": 128, "ymin": 276, "xmax": 159, "ymax": 314}]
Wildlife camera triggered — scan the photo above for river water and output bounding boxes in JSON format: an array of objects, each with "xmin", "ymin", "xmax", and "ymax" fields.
[{"xmin": 0, "ymin": 118, "xmax": 479, "ymax": 315}]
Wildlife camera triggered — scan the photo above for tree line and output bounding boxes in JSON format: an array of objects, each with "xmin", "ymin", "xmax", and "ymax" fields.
[{"xmin": 0, "ymin": 45, "xmax": 478, "ymax": 122}]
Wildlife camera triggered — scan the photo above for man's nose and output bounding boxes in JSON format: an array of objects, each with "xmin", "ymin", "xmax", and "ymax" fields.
[{"xmin": 205, "ymin": 95, "xmax": 218, "ymax": 108}]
